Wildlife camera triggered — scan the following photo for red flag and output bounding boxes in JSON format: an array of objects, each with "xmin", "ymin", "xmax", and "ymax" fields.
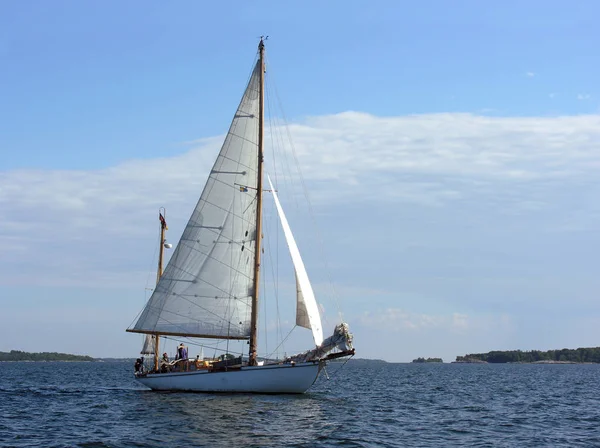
[{"xmin": 159, "ymin": 213, "xmax": 168, "ymax": 230}]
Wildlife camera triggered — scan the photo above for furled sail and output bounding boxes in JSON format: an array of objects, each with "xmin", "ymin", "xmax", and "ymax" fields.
[
  {"xmin": 267, "ymin": 175, "xmax": 323, "ymax": 346},
  {"xmin": 284, "ymin": 323, "xmax": 353, "ymax": 364},
  {"xmin": 131, "ymin": 61, "xmax": 262, "ymax": 339}
]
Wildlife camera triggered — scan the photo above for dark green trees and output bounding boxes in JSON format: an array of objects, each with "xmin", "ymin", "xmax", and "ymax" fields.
[{"xmin": 455, "ymin": 347, "xmax": 600, "ymax": 363}]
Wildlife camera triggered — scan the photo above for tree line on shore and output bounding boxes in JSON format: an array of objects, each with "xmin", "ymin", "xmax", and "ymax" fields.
[
  {"xmin": 0, "ymin": 350, "xmax": 94, "ymax": 362},
  {"xmin": 456, "ymin": 347, "xmax": 600, "ymax": 363}
]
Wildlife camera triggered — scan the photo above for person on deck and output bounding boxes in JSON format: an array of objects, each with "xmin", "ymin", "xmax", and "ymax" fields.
[
  {"xmin": 160, "ymin": 352, "xmax": 170, "ymax": 373},
  {"xmin": 134, "ymin": 358, "xmax": 143, "ymax": 373},
  {"xmin": 176, "ymin": 343, "xmax": 189, "ymax": 371}
]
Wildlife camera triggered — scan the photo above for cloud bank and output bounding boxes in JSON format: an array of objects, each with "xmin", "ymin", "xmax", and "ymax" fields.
[
  {"xmin": 1, "ymin": 111, "xmax": 599, "ymax": 287},
  {"xmin": 2, "ymin": 111, "xmax": 600, "ymax": 360}
]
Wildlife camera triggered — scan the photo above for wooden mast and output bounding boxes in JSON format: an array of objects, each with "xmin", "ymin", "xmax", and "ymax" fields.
[
  {"xmin": 153, "ymin": 208, "xmax": 167, "ymax": 371},
  {"xmin": 249, "ymin": 38, "xmax": 265, "ymax": 366}
]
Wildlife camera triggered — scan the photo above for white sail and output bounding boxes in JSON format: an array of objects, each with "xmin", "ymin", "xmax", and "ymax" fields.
[
  {"xmin": 141, "ymin": 334, "xmax": 155, "ymax": 355},
  {"xmin": 267, "ymin": 175, "xmax": 323, "ymax": 346},
  {"xmin": 295, "ymin": 273, "xmax": 310, "ymax": 330},
  {"xmin": 131, "ymin": 61, "xmax": 262, "ymax": 339}
]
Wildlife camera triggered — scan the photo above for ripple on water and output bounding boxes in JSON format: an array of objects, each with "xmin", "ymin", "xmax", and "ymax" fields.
[{"xmin": 1, "ymin": 362, "xmax": 600, "ymax": 447}]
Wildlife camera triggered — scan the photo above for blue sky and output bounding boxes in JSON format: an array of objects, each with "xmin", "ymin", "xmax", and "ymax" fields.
[{"xmin": 1, "ymin": 1, "xmax": 599, "ymax": 361}]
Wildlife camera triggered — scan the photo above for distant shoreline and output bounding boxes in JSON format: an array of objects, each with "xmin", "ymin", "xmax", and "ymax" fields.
[
  {"xmin": 0, "ymin": 360, "xmax": 95, "ymax": 363},
  {"xmin": 453, "ymin": 360, "xmax": 598, "ymax": 365},
  {"xmin": 0, "ymin": 350, "xmax": 95, "ymax": 362},
  {"xmin": 455, "ymin": 347, "xmax": 600, "ymax": 364}
]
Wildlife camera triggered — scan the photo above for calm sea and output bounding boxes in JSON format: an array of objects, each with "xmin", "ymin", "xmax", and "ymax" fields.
[{"xmin": 1, "ymin": 361, "xmax": 599, "ymax": 447}]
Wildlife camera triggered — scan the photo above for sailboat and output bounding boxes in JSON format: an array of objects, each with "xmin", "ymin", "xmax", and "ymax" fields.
[{"xmin": 126, "ymin": 38, "xmax": 354, "ymax": 393}]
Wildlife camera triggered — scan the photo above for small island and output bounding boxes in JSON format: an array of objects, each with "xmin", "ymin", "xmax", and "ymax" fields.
[
  {"xmin": 455, "ymin": 347, "xmax": 600, "ymax": 364},
  {"xmin": 412, "ymin": 357, "xmax": 443, "ymax": 363},
  {"xmin": 0, "ymin": 350, "xmax": 95, "ymax": 362},
  {"xmin": 344, "ymin": 358, "xmax": 388, "ymax": 365}
]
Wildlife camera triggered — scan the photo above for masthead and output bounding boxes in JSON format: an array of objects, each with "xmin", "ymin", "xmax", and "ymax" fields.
[{"xmin": 258, "ymin": 35, "xmax": 268, "ymax": 50}]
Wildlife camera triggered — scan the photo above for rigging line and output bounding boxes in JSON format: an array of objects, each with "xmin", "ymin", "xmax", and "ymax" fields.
[
  {"xmin": 174, "ymin": 337, "xmax": 223, "ymax": 352},
  {"xmin": 261, "ymin": 202, "xmax": 281, "ymax": 355},
  {"xmin": 160, "ymin": 327, "xmax": 230, "ymax": 359},
  {"xmin": 197, "ymin": 198, "xmax": 255, "ymax": 225},
  {"xmin": 265, "ymin": 73, "xmax": 281, "ymax": 191},
  {"xmin": 264, "ymin": 55, "xmax": 298, "ymax": 210},
  {"xmin": 144, "ymin": 218, "xmax": 161, "ymax": 294},
  {"xmin": 265, "ymin": 325, "xmax": 297, "ymax": 360},
  {"xmin": 262, "ymin": 201, "xmax": 285, "ymax": 352},
  {"xmin": 165, "ymin": 247, "xmax": 253, "ymax": 296},
  {"xmin": 262, "ymin": 251, "xmax": 268, "ymax": 356},
  {"xmin": 242, "ymin": 192, "xmax": 257, "ymax": 215},
  {"xmin": 185, "ymin": 207, "xmax": 254, "ymax": 231},
  {"xmin": 270, "ymin": 71, "xmax": 344, "ymax": 322},
  {"xmin": 223, "ymin": 155, "xmax": 254, "ymax": 352},
  {"xmin": 272, "ymin": 112, "xmax": 296, "ymax": 209},
  {"xmin": 212, "ymin": 141, "xmax": 259, "ymax": 343},
  {"xmin": 126, "ymin": 306, "xmax": 145, "ymax": 331},
  {"xmin": 143, "ymin": 297, "xmax": 248, "ymax": 334},
  {"xmin": 224, "ymin": 103, "xmax": 258, "ymax": 347},
  {"xmin": 224, "ymin": 132, "xmax": 259, "ymax": 148},
  {"xmin": 173, "ymin": 241, "xmax": 254, "ymax": 280},
  {"xmin": 162, "ymin": 336, "xmax": 244, "ymax": 357},
  {"xmin": 326, "ymin": 353, "xmax": 355, "ymax": 381},
  {"xmin": 129, "ymin": 216, "xmax": 164, "ymax": 330},
  {"xmin": 265, "ymin": 81, "xmax": 290, "ymax": 353},
  {"xmin": 216, "ymin": 54, "xmax": 259, "ymax": 149},
  {"xmin": 225, "ymin": 183, "xmax": 236, "ymax": 353},
  {"xmin": 265, "ymin": 81, "xmax": 282, "ymax": 337},
  {"xmin": 174, "ymin": 293, "xmax": 250, "ymax": 303},
  {"xmin": 204, "ymin": 175, "xmax": 257, "ymax": 200},
  {"xmin": 216, "ymin": 148, "xmax": 257, "ymax": 171},
  {"xmin": 241, "ymin": 52, "xmax": 260, "ymax": 97}
]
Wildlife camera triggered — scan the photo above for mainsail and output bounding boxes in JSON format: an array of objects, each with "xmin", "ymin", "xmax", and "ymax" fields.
[
  {"xmin": 131, "ymin": 61, "xmax": 261, "ymax": 339},
  {"xmin": 267, "ymin": 175, "xmax": 324, "ymax": 346}
]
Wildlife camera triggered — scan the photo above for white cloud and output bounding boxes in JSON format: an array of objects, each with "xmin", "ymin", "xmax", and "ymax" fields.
[
  {"xmin": 3, "ymin": 111, "xmax": 600, "ymax": 359},
  {"xmin": 356, "ymin": 308, "xmax": 508, "ymax": 334},
  {"xmin": 452, "ymin": 312, "xmax": 469, "ymax": 329},
  {"xmin": 1, "ymin": 111, "xmax": 600, "ymax": 290},
  {"xmin": 526, "ymin": 71, "xmax": 535, "ymax": 77},
  {"xmin": 358, "ymin": 308, "xmax": 468, "ymax": 331},
  {"xmin": 577, "ymin": 94, "xmax": 591, "ymax": 100},
  {"xmin": 353, "ymin": 308, "xmax": 518, "ymax": 361}
]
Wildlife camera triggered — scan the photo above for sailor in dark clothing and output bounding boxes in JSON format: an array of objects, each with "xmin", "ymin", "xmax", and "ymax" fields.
[
  {"xmin": 176, "ymin": 343, "xmax": 189, "ymax": 371},
  {"xmin": 134, "ymin": 357, "xmax": 144, "ymax": 373},
  {"xmin": 160, "ymin": 352, "xmax": 170, "ymax": 373},
  {"xmin": 176, "ymin": 343, "xmax": 188, "ymax": 361}
]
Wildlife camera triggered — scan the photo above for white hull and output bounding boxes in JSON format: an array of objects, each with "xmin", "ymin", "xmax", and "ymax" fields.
[{"xmin": 135, "ymin": 361, "xmax": 323, "ymax": 393}]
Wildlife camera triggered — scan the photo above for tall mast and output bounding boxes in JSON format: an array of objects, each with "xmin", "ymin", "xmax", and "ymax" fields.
[
  {"xmin": 153, "ymin": 208, "xmax": 167, "ymax": 371},
  {"xmin": 249, "ymin": 38, "xmax": 265, "ymax": 366}
]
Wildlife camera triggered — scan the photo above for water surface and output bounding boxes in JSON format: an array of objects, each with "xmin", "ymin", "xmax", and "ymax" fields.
[{"xmin": 1, "ymin": 361, "xmax": 599, "ymax": 447}]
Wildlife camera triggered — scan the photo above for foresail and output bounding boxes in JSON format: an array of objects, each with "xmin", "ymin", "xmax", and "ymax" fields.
[
  {"xmin": 295, "ymin": 273, "xmax": 310, "ymax": 330},
  {"xmin": 132, "ymin": 61, "xmax": 262, "ymax": 339},
  {"xmin": 267, "ymin": 175, "xmax": 324, "ymax": 346}
]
